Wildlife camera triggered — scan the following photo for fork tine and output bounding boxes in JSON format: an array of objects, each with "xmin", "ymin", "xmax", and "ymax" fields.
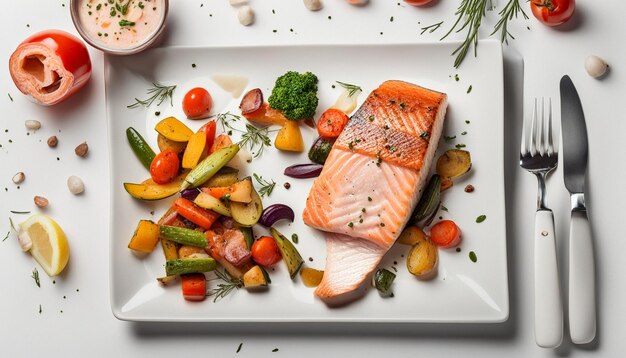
[
  {"xmin": 530, "ymin": 98, "xmax": 538, "ymax": 157},
  {"xmin": 547, "ymin": 98, "xmax": 554, "ymax": 156},
  {"xmin": 521, "ymin": 100, "xmax": 529, "ymax": 156},
  {"xmin": 539, "ymin": 97, "xmax": 546, "ymax": 156}
]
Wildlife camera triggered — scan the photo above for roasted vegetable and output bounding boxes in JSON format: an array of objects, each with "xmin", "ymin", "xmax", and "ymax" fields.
[
  {"xmin": 268, "ymin": 71, "xmax": 319, "ymax": 120},
  {"xmin": 243, "ymin": 102, "xmax": 289, "ymax": 126},
  {"xmin": 150, "ymin": 149, "xmax": 180, "ymax": 184},
  {"xmin": 194, "ymin": 192, "xmax": 232, "ymax": 217},
  {"xmin": 155, "ymin": 117, "xmax": 194, "ymax": 142},
  {"xmin": 436, "ymin": 149, "xmax": 472, "ymax": 179},
  {"xmin": 157, "ymin": 134, "xmax": 187, "ymax": 154},
  {"xmin": 243, "ymin": 265, "xmax": 271, "ymax": 289},
  {"xmin": 181, "ymin": 273, "xmax": 207, "ymax": 301},
  {"xmin": 283, "ymin": 163, "xmax": 324, "ymax": 178},
  {"xmin": 181, "ymin": 144, "xmax": 240, "ymax": 190},
  {"xmin": 182, "ymin": 131, "xmax": 207, "ymax": 169},
  {"xmin": 308, "ymin": 136, "xmax": 333, "ymax": 164},
  {"xmin": 127, "ymin": 220, "xmax": 160, "ymax": 253},
  {"xmin": 157, "ymin": 208, "xmax": 179, "ymax": 260},
  {"xmin": 165, "ymin": 257, "xmax": 216, "ymax": 275},
  {"xmin": 251, "ymin": 236, "xmax": 282, "ymax": 267},
  {"xmin": 269, "ymin": 227, "xmax": 304, "ymax": 279},
  {"xmin": 126, "ymin": 127, "xmax": 156, "ymax": 171},
  {"xmin": 124, "ymin": 172, "xmax": 187, "ymax": 201},
  {"xmin": 300, "ymin": 267, "xmax": 324, "ymax": 287},
  {"xmin": 239, "ymin": 88, "xmax": 263, "ymax": 115},
  {"xmin": 259, "ymin": 204, "xmax": 295, "ymax": 227},
  {"xmin": 406, "ymin": 236, "xmax": 438, "ymax": 280},
  {"xmin": 429, "ymin": 220, "xmax": 462, "ymax": 248},
  {"xmin": 173, "ymin": 197, "xmax": 220, "ymax": 230},
  {"xmin": 228, "ymin": 178, "xmax": 253, "ymax": 203},
  {"xmin": 317, "ymin": 108, "xmax": 349, "ymax": 139},
  {"xmin": 275, "ymin": 120, "xmax": 304, "ymax": 152},
  {"xmin": 397, "ymin": 226, "xmax": 426, "ymax": 246},
  {"xmin": 372, "ymin": 268, "xmax": 396, "ymax": 297},
  {"xmin": 209, "ymin": 133, "xmax": 233, "ymax": 154},
  {"xmin": 230, "ymin": 185, "xmax": 263, "ymax": 226},
  {"xmin": 159, "ymin": 225, "xmax": 208, "ymax": 248},
  {"xmin": 178, "ymin": 245, "xmax": 209, "ymax": 259},
  {"xmin": 201, "ymin": 166, "xmax": 239, "ymax": 188},
  {"xmin": 411, "ymin": 175, "xmax": 441, "ymax": 224}
]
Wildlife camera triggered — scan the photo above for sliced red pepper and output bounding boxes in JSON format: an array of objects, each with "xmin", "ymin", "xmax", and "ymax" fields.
[
  {"xmin": 9, "ymin": 30, "xmax": 92, "ymax": 105},
  {"xmin": 173, "ymin": 197, "xmax": 220, "ymax": 230},
  {"xmin": 181, "ymin": 273, "xmax": 207, "ymax": 301},
  {"xmin": 199, "ymin": 120, "xmax": 217, "ymax": 156}
]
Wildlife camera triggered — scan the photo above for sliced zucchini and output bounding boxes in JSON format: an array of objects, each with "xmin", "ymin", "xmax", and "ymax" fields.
[
  {"xmin": 372, "ymin": 268, "xmax": 396, "ymax": 297},
  {"xmin": 406, "ymin": 237, "xmax": 438, "ymax": 280},
  {"xmin": 126, "ymin": 127, "xmax": 156, "ymax": 171},
  {"xmin": 243, "ymin": 265, "xmax": 271, "ymax": 289},
  {"xmin": 181, "ymin": 144, "xmax": 240, "ymax": 190},
  {"xmin": 201, "ymin": 166, "xmax": 239, "ymax": 188},
  {"xmin": 194, "ymin": 192, "xmax": 232, "ymax": 217},
  {"xmin": 269, "ymin": 227, "xmax": 304, "ymax": 279},
  {"xmin": 237, "ymin": 225, "xmax": 254, "ymax": 250},
  {"xmin": 410, "ymin": 175, "xmax": 441, "ymax": 224},
  {"xmin": 165, "ymin": 257, "xmax": 217, "ymax": 276},
  {"xmin": 436, "ymin": 149, "xmax": 472, "ymax": 179},
  {"xmin": 159, "ymin": 226, "xmax": 208, "ymax": 248},
  {"xmin": 123, "ymin": 172, "xmax": 187, "ymax": 201},
  {"xmin": 230, "ymin": 185, "xmax": 263, "ymax": 227},
  {"xmin": 157, "ymin": 133, "xmax": 187, "ymax": 154}
]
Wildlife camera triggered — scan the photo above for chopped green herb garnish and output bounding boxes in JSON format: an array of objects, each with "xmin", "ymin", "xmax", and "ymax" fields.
[
  {"xmin": 420, "ymin": 21, "xmax": 444, "ymax": 35},
  {"xmin": 441, "ymin": 205, "xmax": 448, "ymax": 212},
  {"xmin": 444, "ymin": 135, "xmax": 456, "ymax": 142},
  {"xmin": 39, "ymin": 304, "xmax": 42, "ymax": 314},
  {"xmin": 272, "ymin": 348, "xmax": 279, "ymax": 353},
  {"xmin": 236, "ymin": 343, "xmax": 243, "ymax": 353},
  {"xmin": 461, "ymin": 131, "xmax": 468, "ymax": 135},
  {"xmin": 336, "ymin": 81, "xmax": 362, "ymax": 97},
  {"xmin": 10, "ymin": 211, "xmax": 30, "ymax": 214},
  {"xmin": 368, "ymin": 196, "xmax": 372, "ymax": 201},
  {"xmin": 476, "ymin": 215, "xmax": 486, "ymax": 223},
  {"xmin": 420, "ymin": 131, "xmax": 430, "ymax": 139},
  {"xmin": 253, "ymin": 174, "xmax": 276, "ymax": 197},
  {"xmin": 32, "ymin": 268, "xmax": 41, "ymax": 287},
  {"xmin": 291, "ymin": 233, "xmax": 299, "ymax": 244},
  {"xmin": 467, "ymin": 85, "xmax": 473, "ymax": 93},
  {"xmin": 8, "ymin": 93, "xmax": 13, "ymax": 102},
  {"xmin": 348, "ymin": 222, "xmax": 354, "ymax": 228},
  {"xmin": 368, "ymin": 115, "xmax": 375, "ymax": 121},
  {"xmin": 465, "ymin": 120, "xmax": 471, "ymax": 124},
  {"xmin": 469, "ymin": 251, "xmax": 478, "ymax": 263},
  {"xmin": 455, "ymin": 143, "xmax": 466, "ymax": 149},
  {"xmin": 127, "ymin": 82, "xmax": 177, "ymax": 108},
  {"xmin": 119, "ymin": 19, "xmax": 135, "ymax": 27}
]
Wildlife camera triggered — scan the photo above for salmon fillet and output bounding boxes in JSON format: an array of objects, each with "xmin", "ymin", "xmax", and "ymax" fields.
[{"xmin": 302, "ymin": 80, "xmax": 447, "ymax": 305}]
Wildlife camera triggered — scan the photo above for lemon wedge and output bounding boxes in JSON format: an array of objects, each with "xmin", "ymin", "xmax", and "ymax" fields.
[{"xmin": 18, "ymin": 215, "xmax": 69, "ymax": 276}]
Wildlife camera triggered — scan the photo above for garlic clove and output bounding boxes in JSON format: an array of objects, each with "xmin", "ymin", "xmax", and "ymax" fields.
[
  {"xmin": 303, "ymin": 0, "xmax": 323, "ymax": 11},
  {"xmin": 25, "ymin": 120, "xmax": 41, "ymax": 130},
  {"xmin": 12, "ymin": 172, "xmax": 25, "ymax": 184},
  {"xmin": 237, "ymin": 6, "xmax": 255, "ymax": 26},
  {"xmin": 67, "ymin": 175, "xmax": 85, "ymax": 195},
  {"xmin": 585, "ymin": 55, "xmax": 608, "ymax": 78}
]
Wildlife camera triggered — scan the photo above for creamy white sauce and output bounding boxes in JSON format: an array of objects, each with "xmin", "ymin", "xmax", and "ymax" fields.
[{"xmin": 78, "ymin": 0, "xmax": 163, "ymax": 49}]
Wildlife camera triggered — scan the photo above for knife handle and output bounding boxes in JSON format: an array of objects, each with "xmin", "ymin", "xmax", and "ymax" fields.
[
  {"xmin": 569, "ymin": 210, "xmax": 596, "ymax": 344},
  {"xmin": 534, "ymin": 209, "xmax": 563, "ymax": 348}
]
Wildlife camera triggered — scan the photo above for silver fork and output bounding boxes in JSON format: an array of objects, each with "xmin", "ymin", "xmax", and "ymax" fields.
[{"xmin": 520, "ymin": 98, "xmax": 563, "ymax": 348}]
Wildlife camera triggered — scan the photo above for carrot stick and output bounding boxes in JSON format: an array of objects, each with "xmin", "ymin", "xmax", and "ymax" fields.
[
  {"xmin": 173, "ymin": 197, "xmax": 220, "ymax": 230},
  {"xmin": 202, "ymin": 186, "xmax": 233, "ymax": 199},
  {"xmin": 181, "ymin": 273, "xmax": 207, "ymax": 301}
]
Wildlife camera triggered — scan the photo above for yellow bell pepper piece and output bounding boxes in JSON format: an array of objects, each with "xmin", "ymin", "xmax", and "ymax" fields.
[
  {"xmin": 182, "ymin": 132, "xmax": 207, "ymax": 169},
  {"xmin": 275, "ymin": 120, "xmax": 304, "ymax": 152},
  {"xmin": 128, "ymin": 220, "xmax": 160, "ymax": 253},
  {"xmin": 155, "ymin": 117, "xmax": 194, "ymax": 142}
]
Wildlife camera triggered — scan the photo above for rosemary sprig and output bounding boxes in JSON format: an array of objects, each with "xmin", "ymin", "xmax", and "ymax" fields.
[
  {"xmin": 253, "ymin": 173, "xmax": 276, "ymax": 198},
  {"xmin": 421, "ymin": 21, "xmax": 444, "ymax": 35},
  {"xmin": 127, "ymin": 82, "xmax": 177, "ymax": 109},
  {"xmin": 216, "ymin": 112, "xmax": 240, "ymax": 132},
  {"xmin": 32, "ymin": 268, "xmax": 40, "ymax": 287},
  {"xmin": 9, "ymin": 218, "xmax": 16, "ymax": 232},
  {"xmin": 239, "ymin": 124, "xmax": 272, "ymax": 158},
  {"xmin": 10, "ymin": 210, "xmax": 30, "ymax": 214},
  {"xmin": 442, "ymin": 0, "xmax": 527, "ymax": 68},
  {"xmin": 2, "ymin": 231, "xmax": 8, "ymax": 242},
  {"xmin": 491, "ymin": 0, "xmax": 528, "ymax": 43},
  {"xmin": 336, "ymin": 81, "xmax": 362, "ymax": 97},
  {"xmin": 207, "ymin": 269, "xmax": 242, "ymax": 302}
]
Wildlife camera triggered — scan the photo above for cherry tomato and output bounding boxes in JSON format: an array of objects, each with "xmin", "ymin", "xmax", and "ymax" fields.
[
  {"xmin": 317, "ymin": 108, "xmax": 349, "ymax": 139},
  {"xmin": 149, "ymin": 149, "xmax": 180, "ymax": 184},
  {"xmin": 530, "ymin": 0, "xmax": 575, "ymax": 27},
  {"xmin": 183, "ymin": 87, "xmax": 213, "ymax": 119},
  {"xmin": 404, "ymin": 0, "xmax": 435, "ymax": 6},
  {"xmin": 429, "ymin": 220, "xmax": 462, "ymax": 248},
  {"xmin": 251, "ymin": 236, "xmax": 282, "ymax": 267}
]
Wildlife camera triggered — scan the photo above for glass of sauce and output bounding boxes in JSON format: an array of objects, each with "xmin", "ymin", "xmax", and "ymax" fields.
[{"xmin": 70, "ymin": 0, "xmax": 169, "ymax": 55}]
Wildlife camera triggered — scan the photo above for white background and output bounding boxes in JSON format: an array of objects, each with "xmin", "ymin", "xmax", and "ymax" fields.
[{"xmin": 1, "ymin": 0, "xmax": 624, "ymax": 357}]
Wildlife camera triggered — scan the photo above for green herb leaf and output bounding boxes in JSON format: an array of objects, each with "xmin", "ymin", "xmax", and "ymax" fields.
[
  {"xmin": 239, "ymin": 124, "xmax": 272, "ymax": 158},
  {"xmin": 32, "ymin": 268, "xmax": 41, "ymax": 287},
  {"xmin": 127, "ymin": 82, "xmax": 177, "ymax": 108},
  {"xmin": 476, "ymin": 214, "xmax": 486, "ymax": 223},
  {"xmin": 10, "ymin": 210, "xmax": 30, "ymax": 214},
  {"xmin": 207, "ymin": 269, "xmax": 242, "ymax": 302},
  {"xmin": 444, "ymin": 135, "xmax": 456, "ymax": 142},
  {"xmin": 236, "ymin": 343, "xmax": 243, "ymax": 353},
  {"xmin": 420, "ymin": 21, "xmax": 444, "ymax": 35},
  {"xmin": 469, "ymin": 251, "xmax": 478, "ymax": 262},
  {"xmin": 253, "ymin": 173, "xmax": 276, "ymax": 198},
  {"xmin": 119, "ymin": 19, "xmax": 135, "ymax": 27},
  {"xmin": 336, "ymin": 81, "xmax": 362, "ymax": 97}
]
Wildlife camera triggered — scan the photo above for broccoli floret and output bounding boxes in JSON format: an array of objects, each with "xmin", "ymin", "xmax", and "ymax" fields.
[{"xmin": 268, "ymin": 71, "xmax": 319, "ymax": 120}]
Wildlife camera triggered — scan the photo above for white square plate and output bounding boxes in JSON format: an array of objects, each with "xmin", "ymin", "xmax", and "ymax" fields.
[{"xmin": 106, "ymin": 41, "xmax": 508, "ymax": 322}]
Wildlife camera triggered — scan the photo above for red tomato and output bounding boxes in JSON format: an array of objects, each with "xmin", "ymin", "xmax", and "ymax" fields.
[
  {"xmin": 317, "ymin": 108, "xmax": 349, "ymax": 139},
  {"xmin": 251, "ymin": 236, "xmax": 282, "ymax": 267},
  {"xmin": 429, "ymin": 220, "xmax": 462, "ymax": 248},
  {"xmin": 404, "ymin": 0, "xmax": 435, "ymax": 6},
  {"xmin": 183, "ymin": 87, "xmax": 213, "ymax": 119},
  {"xmin": 530, "ymin": 0, "xmax": 575, "ymax": 27},
  {"xmin": 149, "ymin": 149, "xmax": 180, "ymax": 184}
]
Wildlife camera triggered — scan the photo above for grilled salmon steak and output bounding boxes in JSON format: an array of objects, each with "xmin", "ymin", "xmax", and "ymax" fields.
[{"xmin": 302, "ymin": 80, "xmax": 448, "ymax": 305}]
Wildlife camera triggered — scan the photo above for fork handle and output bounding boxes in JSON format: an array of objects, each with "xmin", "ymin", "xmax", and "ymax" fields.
[
  {"xmin": 569, "ymin": 210, "xmax": 596, "ymax": 344},
  {"xmin": 534, "ymin": 209, "xmax": 563, "ymax": 348}
]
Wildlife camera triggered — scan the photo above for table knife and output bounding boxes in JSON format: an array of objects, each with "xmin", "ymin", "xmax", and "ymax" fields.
[{"xmin": 560, "ymin": 75, "xmax": 596, "ymax": 344}]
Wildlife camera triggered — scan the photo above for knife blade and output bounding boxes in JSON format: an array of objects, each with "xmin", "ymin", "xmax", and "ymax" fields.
[{"xmin": 559, "ymin": 75, "xmax": 596, "ymax": 344}]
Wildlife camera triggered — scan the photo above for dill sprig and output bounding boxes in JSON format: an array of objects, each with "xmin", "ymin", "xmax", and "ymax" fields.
[
  {"xmin": 2, "ymin": 231, "xmax": 8, "ymax": 242},
  {"xmin": 32, "ymin": 268, "xmax": 40, "ymax": 287},
  {"xmin": 9, "ymin": 218, "xmax": 16, "ymax": 232},
  {"xmin": 239, "ymin": 124, "xmax": 272, "ymax": 158},
  {"xmin": 421, "ymin": 21, "xmax": 444, "ymax": 35},
  {"xmin": 216, "ymin": 112, "xmax": 240, "ymax": 132},
  {"xmin": 491, "ymin": 0, "xmax": 528, "ymax": 43},
  {"xmin": 442, "ymin": 0, "xmax": 527, "ymax": 68},
  {"xmin": 207, "ymin": 269, "xmax": 242, "ymax": 302},
  {"xmin": 127, "ymin": 82, "xmax": 177, "ymax": 109},
  {"xmin": 253, "ymin": 173, "xmax": 276, "ymax": 198},
  {"xmin": 336, "ymin": 81, "xmax": 362, "ymax": 97}
]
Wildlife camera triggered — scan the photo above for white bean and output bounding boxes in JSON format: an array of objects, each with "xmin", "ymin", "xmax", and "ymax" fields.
[
  {"xmin": 12, "ymin": 172, "xmax": 25, "ymax": 184},
  {"xmin": 238, "ymin": 6, "xmax": 255, "ymax": 26},
  {"xmin": 303, "ymin": 0, "xmax": 323, "ymax": 11},
  {"xmin": 229, "ymin": 0, "xmax": 247, "ymax": 6},
  {"xmin": 67, "ymin": 175, "xmax": 85, "ymax": 195},
  {"xmin": 25, "ymin": 120, "xmax": 41, "ymax": 130},
  {"xmin": 585, "ymin": 55, "xmax": 608, "ymax": 78}
]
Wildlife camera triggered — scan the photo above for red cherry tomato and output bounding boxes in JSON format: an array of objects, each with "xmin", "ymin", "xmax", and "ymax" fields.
[
  {"xmin": 530, "ymin": 0, "xmax": 575, "ymax": 27},
  {"xmin": 183, "ymin": 87, "xmax": 213, "ymax": 119},
  {"xmin": 429, "ymin": 220, "xmax": 462, "ymax": 248},
  {"xmin": 150, "ymin": 149, "xmax": 180, "ymax": 184},
  {"xmin": 404, "ymin": 0, "xmax": 435, "ymax": 6},
  {"xmin": 251, "ymin": 236, "xmax": 282, "ymax": 267}
]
